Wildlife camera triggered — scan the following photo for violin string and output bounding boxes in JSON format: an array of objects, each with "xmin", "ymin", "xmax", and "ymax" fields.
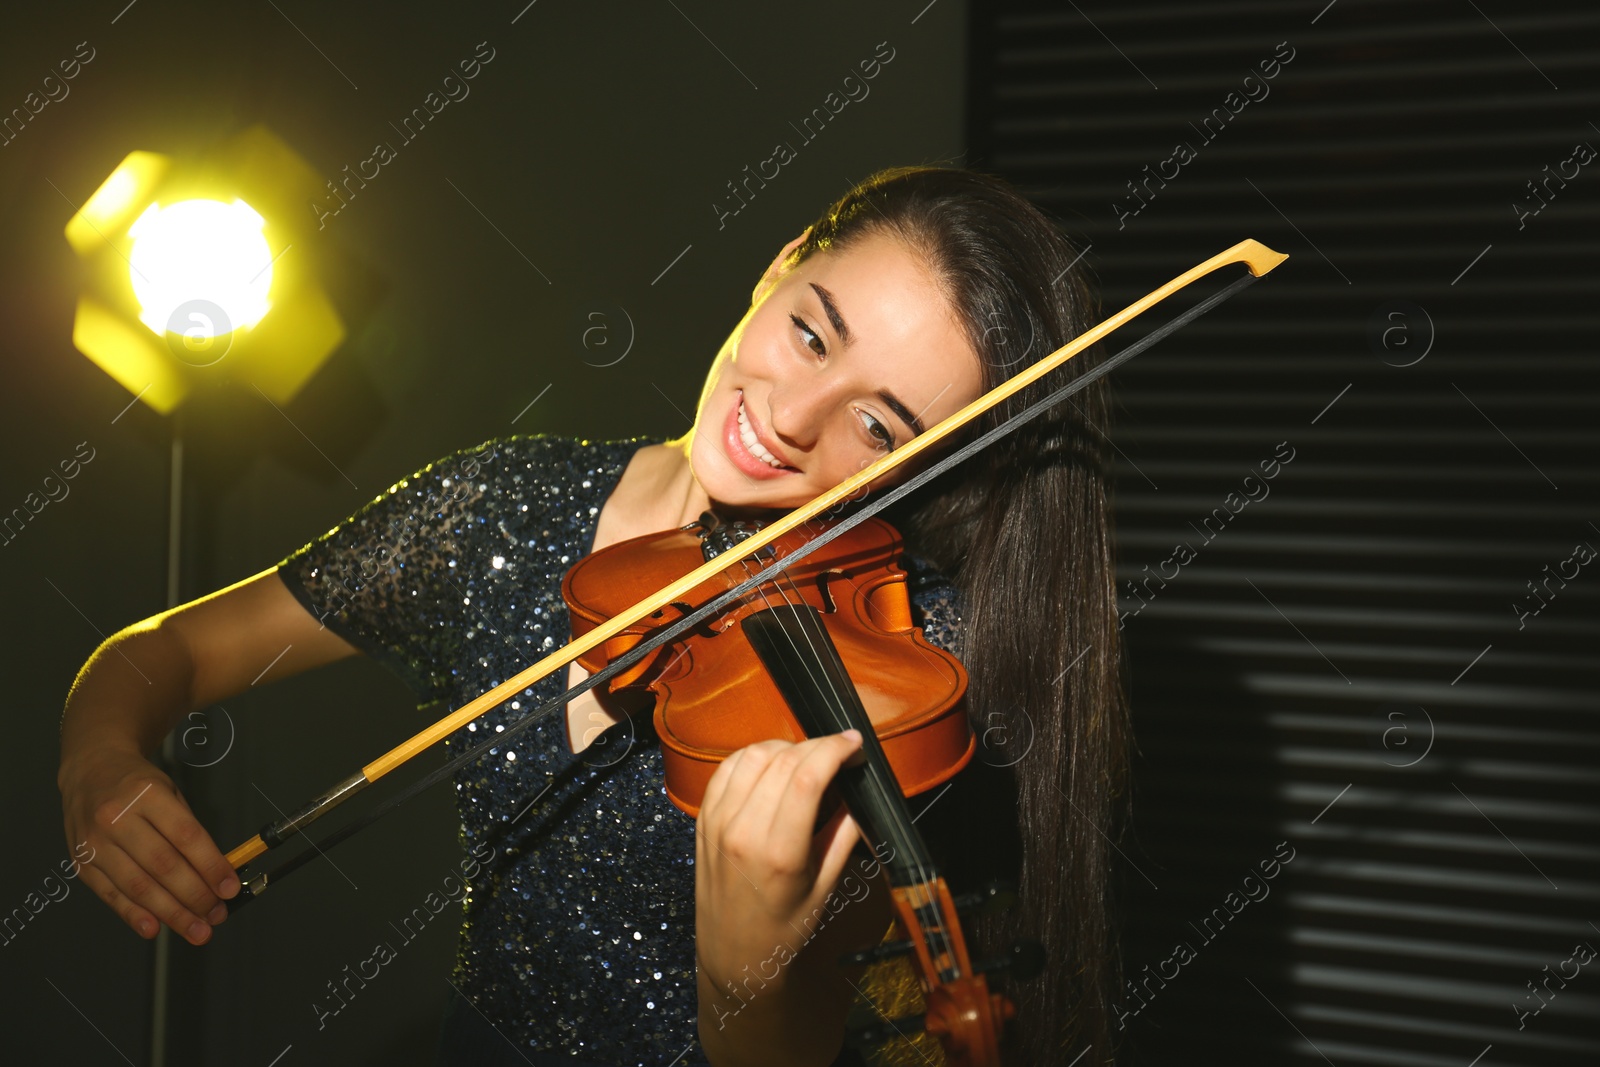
[{"xmin": 732, "ymin": 549, "xmax": 958, "ymax": 979}]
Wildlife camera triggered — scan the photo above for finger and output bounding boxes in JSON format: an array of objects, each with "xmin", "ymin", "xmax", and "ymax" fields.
[
  {"xmin": 812, "ymin": 810, "xmax": 864, "ymax": 895},
  {"xmin": 76, "ymin": 861, "xmax": 160, "ymax": 940},
  {"xmin": 86, "ymin": 844, "xmax": 215, "ymax": 945},
  {"xmin": 731, "ymin": 741, "xmax": 816, "ymax": 837},
  {"xmin": 701, "ymin": 740, "xmax": 787, "ymax": 829},
  {"xmin": 765, "ymin": 733, "xmax": 864, "ymax": 862},
  {"xmin": 697, "ymin": 746, "xmax": 744, "ymax": 829},
  {"xmin": 780, "ymin": 732, "xmax": 863, "ymax": 812},
  {"xmin": 117, "ymin": 817, "xmax": 223, "ymax": 935},
  {"xmin": 702, "ymin": 742, "xmax": 813, "ymax": 889},
  {"xmin": 145, "ymin": 792, "xmax": 239, "ymax": 899}
]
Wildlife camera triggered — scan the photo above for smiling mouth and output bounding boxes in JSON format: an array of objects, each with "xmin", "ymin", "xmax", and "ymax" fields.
[{"xmin": 736, "ymin": 394, "xmax": 796, "ymax": 470}]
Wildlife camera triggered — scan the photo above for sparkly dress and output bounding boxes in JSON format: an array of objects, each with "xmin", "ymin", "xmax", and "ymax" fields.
[{"xmin": 275, "ymin": 434, "xmax": 966, "ymax": 1067}]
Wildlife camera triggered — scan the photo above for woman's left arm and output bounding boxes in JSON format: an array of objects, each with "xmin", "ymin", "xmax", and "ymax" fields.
[{"xmin": 694, "ymin": 731, "xmax": 893, "ymax": 1067}]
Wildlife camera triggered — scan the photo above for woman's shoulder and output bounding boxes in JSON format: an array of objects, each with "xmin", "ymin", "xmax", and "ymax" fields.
[
  {"xmin": 431, "ymin": 431, "xmax": 664, "ymax": 469},
  {"xmin": 397, "ymin": 433, "xmax": 666, "ymax": 495}
]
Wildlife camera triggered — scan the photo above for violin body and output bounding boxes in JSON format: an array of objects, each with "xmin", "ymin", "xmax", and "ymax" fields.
[{"xmin": 561, "ymin": 514, "xmax": 974, "ymax": 816}]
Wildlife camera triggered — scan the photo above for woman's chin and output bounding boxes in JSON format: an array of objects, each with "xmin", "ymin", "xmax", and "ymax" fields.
[
  {"xmin": 687, "ymin": 442, "xmax": 756, "ymax": 499},
  {"xmin": 701, "ymin": 478, "xmax": 794, "ymax": 515},
  {"xmin": 703, "ymin": 477, "xmax": 808, "ymax": 518}
]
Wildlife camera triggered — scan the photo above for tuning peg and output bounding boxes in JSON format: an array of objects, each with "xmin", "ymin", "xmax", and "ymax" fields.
[
  {"xmin": 847, "ymin": 1012, "xmax": 926, "ymax": 1049},
  {"xmin": 952, "ymin": 879, "xmax": 1017, "ymax": 916},
  {"xmin": 839, "ymin": 938, "xmax": 915, "ymax": 968},
  {"xmin": 973, "ymin": 938, "xmax": 1046, "ymax": 981}
]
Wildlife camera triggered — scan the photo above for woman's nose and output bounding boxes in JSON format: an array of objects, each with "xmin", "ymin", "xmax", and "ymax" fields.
[{"xmin": 766, "ymin": 379, "xmax": 834, "ymax": 450}]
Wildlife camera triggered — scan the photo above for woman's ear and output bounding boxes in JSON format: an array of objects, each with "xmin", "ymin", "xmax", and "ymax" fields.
[{"xmin": 751, "ymin": 227, "xmax": 812, "ymax": 305}]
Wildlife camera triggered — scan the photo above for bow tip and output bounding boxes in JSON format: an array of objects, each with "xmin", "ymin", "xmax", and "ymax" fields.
[{"xmin": 1233, "ymin": 239, "xmax": 1290, "ymax": 277}]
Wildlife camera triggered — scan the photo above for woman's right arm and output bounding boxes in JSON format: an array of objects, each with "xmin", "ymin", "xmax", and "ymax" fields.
[{"xmin": 57, "ymin": 567, "xmax": 361, "ymax": 947}]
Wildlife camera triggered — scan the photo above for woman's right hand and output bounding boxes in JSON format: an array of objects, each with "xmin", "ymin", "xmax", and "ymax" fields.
[
  {"xmin": 56, "ymin": 572, "xmax": 360, "ymax": 947},
  {"xmin": 56, "ymin": 567, "xmax": 359, "ymax": 946},
  {"xmin": 60, "ymin": 748, "xmax": 238, "ymax": 946}
]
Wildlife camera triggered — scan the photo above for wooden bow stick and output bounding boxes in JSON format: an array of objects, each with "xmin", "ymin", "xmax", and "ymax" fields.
[{"xmin": 226, "ymin": 237, "xmax": 1287, "ymax": 869}]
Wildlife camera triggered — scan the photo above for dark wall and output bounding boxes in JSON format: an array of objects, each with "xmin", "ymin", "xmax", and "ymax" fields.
[
  {"xmin": 0, "ymin": 3, "xmax": 966, "ymax": 1064},
  {"xmin": 968, "ymin": 1, "xmax": 1599, "ymax": 1065}
]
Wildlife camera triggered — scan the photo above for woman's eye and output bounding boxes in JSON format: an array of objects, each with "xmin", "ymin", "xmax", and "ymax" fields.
[
  {"xmin": 790, "ymin": 314, "xmax": 826, "ymax": 358},
  {"xmin": 858, "ymin": 409, "xmax": 894, "ymax": 450}
]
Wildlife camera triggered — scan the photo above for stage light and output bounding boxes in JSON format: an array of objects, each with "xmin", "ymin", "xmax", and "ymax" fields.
[
  {"xmin": 65, "ymin": 125, "xmax": 345, "ymax": 414},
  {"xmin": 128, "ymin": 198, "xmax": 274, "ymax": 339},
  {"xmin": 62, "ymin": 126, "xmax": 365, "ymax": 1067}
]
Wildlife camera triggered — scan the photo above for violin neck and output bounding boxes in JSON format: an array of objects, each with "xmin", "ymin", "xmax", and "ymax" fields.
[{"xmin": 741, "ymin": 604, "xmax": 939, "ymax": 886}]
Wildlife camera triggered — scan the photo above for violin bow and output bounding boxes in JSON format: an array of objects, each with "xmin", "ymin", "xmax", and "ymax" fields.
[{"xmin": 225, "ymin": 238, "xmax": 1287, "ymax": 886}]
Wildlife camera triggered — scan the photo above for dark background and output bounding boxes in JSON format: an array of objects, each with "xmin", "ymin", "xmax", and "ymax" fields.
[
  {"xmin": 966, "ymin": 2, "xmax": 1599, "ymax": 1065},
  {"xmin": 2, "ymin": 1, "xmax": 1596, "ymax": 1066}
]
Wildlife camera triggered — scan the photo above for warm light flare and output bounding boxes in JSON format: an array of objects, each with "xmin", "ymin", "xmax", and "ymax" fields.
[{"xmin": 128, "ymin": 198, "xmax": 274, "ymax": 338}]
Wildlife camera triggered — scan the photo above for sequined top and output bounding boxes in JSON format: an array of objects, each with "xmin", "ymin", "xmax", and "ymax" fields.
[{"xmin": 275, "ymin": 434, "xmax": 965, "ymax": 1066}]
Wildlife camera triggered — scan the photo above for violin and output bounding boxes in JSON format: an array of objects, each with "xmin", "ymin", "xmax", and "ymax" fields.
[
  {"xmin": 566, "ymin": 508, "xmax": 1025, "ymax": 1064},
  {"xmin": 221, "ymin": 239, "xmax": 1288, "ymax": 1064},
  {"xmin": 562, "ymin": 511, "xmax": 972, "ymax": 816}
]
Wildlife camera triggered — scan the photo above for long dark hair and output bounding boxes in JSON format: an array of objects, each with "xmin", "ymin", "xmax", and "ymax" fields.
[{"xmin": 791, "ymin": 167, "xmax": 1128, "ymax": 1064}]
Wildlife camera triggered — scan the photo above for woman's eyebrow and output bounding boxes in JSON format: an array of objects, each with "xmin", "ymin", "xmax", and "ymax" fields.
[
  {"xmin": 809, "ymin": 283, "xmax": 852, "ymax": 345},
  {"xmin": 877, "ymin": 390, "xmax": 926, "ymax": 437}
]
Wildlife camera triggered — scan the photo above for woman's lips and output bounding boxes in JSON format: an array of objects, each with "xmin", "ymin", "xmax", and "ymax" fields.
[{"xmin": 722, "ymin": 390, "xmax": 796, "ymax": 480}]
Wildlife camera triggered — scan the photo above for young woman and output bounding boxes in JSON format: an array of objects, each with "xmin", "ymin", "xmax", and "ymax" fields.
[{"xmin": 57, "ymin": 167, "xmax": 1127, "ymax": 1066}]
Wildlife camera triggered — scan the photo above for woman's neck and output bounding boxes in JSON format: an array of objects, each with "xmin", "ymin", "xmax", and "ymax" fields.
[
  {"xmin": 662, "ymin": 434, "xmax": 714, "ymax": 528},
  {"xmin": 611, "ymin": 435, "xmax": 712, "ymax": 535},
  {"xmin": 609, "ymin": 434, "xmax": 788, "ymax": 545}
]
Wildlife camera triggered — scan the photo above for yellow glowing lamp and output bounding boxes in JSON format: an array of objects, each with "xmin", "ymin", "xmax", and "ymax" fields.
[
  {"xmin": 65, "ymin": 125, "xmax": 346, "ymax": 415},
  {"xmin": 129, "ymin": 198, "xmax": 274, "ymax": 336}
]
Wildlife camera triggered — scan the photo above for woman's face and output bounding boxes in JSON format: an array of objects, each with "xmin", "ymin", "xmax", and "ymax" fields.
[{"xmin": 689, "ymin": 230, "xmax": 984, "ymax": 511}]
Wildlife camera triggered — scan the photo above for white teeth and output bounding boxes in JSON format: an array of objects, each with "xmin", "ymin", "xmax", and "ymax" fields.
[{"xmin": 736, "ymin": 397, "xmax": 785, "ymax": 468}]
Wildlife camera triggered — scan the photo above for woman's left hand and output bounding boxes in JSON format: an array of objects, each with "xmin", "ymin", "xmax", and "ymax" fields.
[{"xmin": 694, "ymin": 730, "xmax": 866, "ymax": 1000}]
